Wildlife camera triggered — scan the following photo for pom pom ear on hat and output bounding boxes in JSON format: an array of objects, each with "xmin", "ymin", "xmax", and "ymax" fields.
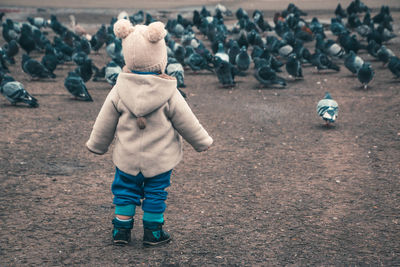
[
  {"xmin": 113, "ymin": 19, "xmax": 135, "ymax": 39},
  {"xmin": 146, "ymin": 21, "xmax": 167, "ymax": 43}
]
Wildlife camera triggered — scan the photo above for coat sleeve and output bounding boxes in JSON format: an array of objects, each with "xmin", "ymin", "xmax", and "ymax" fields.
[
  {"xmin": 167, "ymin": 90, "xmax": 213, "ymax": 152},
  {"xmin": 86, "ymin": 89, "xmax": 120, "ymax": 154}
]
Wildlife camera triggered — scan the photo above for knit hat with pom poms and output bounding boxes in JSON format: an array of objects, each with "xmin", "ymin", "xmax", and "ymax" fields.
[{"xmin": 113, "ymin": 19, "xmax": 167, "ymax": 73}]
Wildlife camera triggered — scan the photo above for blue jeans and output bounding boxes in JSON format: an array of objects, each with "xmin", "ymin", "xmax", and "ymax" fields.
[{"xmin": 112, "ymin": 168, "xmax": 171, "ymax": 214}]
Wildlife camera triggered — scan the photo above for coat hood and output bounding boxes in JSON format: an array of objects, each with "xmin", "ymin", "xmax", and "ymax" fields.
[{"xmin": 115, "ymin": 72, "xmax": 177, "ymax": 116}]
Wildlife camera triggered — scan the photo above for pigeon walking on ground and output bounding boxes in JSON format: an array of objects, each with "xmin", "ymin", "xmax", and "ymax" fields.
[
  {"xmin": 344, "ymin": 50, "xmax": 364, "ymax": 74},
  {"xmin": 2, "ymin": 39, "xmax": 19, "ymax": 64},
  {"xmin": 388, "ymin": 56, "xmax": 400, "ymax": 78},
  {"xmin": 254, "ymin": 65, "xmax": 286, "ymax": 88},
  {"xmin": 166, "ymin": 58, "xmax": 186, "ymax": 88},
  {"xmin": 64, "ymin": 71, "xmax": 93, "ymax": 101},
  {"xmin": 285, "ymin": 54, "xmax": 303, "ymax": 79},
  {"xmin": 316, "ymin": 92, "xmax": 338, "ymax": 126},
  {"xmin": 357, "ymin": 62, "xmax": 374, "ymax": 89},
  {"xmin": 41, "ymin": 44, "xmax": 59, "ymax": 78},
  {"xmin": 235, "ymin": 46, "xmax": 251, "ymax": 73},
  {"xmin": 105, "ymin": 61, "xmax": 122, "ymax": 85},
  {"xmin": 22, "ymin": 54, "xmax": 55, "ymax": 79},
  {"xmin": 0, "ymin": 74, "xmax": 38, "ymax": 107},
  {"xmin": 74, "ymin": 57, "xmax": 94, "ymax": 83},
  {"xmin": 213, "ymin": 56, "xmax": 237, "ymax": 87}
]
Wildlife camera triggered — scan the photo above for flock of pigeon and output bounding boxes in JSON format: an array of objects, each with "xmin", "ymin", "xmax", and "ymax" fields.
[{"xmin": 0, "ymin": 0, "xmax": 398, "ymax": 126}]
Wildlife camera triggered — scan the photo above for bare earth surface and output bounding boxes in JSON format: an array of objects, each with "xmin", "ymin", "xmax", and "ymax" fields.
[{"xmin": 0, "ymin": 1, "xmax": 400, "ymax": 266}]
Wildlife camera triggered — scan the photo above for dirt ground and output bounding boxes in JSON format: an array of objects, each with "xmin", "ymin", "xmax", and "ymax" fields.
[{"xmin": 1, "ymin": 1, "xmax": 400, "ymax": 266}]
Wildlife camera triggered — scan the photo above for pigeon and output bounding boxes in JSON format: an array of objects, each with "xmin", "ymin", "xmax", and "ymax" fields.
[
  {"xmin": 254, "ymin": 65, "xmax": 286, "ymax": 88},
  {"xmin": 309, "ymin": 17, "xmax": 325, "ymax": 38},
  {"xmin": 235, "ymin": 46, "xmax": 251, "ymax": 72},
  {"xmin": 251, "ymin": 45, "xmax": 263, "ymax": 60},
  {"xmin": 18, "ymin": 24, "xmax": 36, "ymax": 54},
  {"xmin": 92, "ymin": 65, "xmax": 106, "ymax": 82},
  {"xmin": 335, "ymin": 3, "xmax": 347, "ymax": 18},
  {"xmin": 366, "ymin": 39, "xmax": 380, "ymax": 57},
  {"xmin": 344, "ymin": 51, "xmax": 364, "ymax": 74},
  {"xmin": 247, "ymin": 29, "xmax": 264, "ymax": 47},
  {"xmin": 50, "ymin": 15, "xmax": 68, "ymax": 36},
  {"xmin": 228, "ymin": 40, "xmax": 241, "ymax": 64},
  {"xmin": 316, "ymin": 92, "xmax": 338, "ymax": 126},
  {"xmin": 2, "ymin": 39, "xmax": 19, "ymax": 64},
  {"xmin": 166, "ymin": 58, "xmax": 186, "ymax": 88},
  {"xmin": 0, "ymin": 49, "xmax": 9, "ymax": 73},
  {"xmin": 253, "ymin": 10, "xmax": 272, "ymax": 32},
  {"xmin": 324, "ymin": 39, "xmax": 345, "ymax": 58},
  {"xmin": 278, "ymin": 44, "xmax": 294, "ymax": 58},
  {"xmin": 41, "ymin": 44, "xmax": 59, "ymax": 78},
  {"xmin": 0, "ymin": 74, "xmax": 38, "ymax": 107},
  {"xmin": 64, "ymin": 71, "xmax": 93, "ymax": 101},
  {"xmin": 293, "ymin": 40, "xmax": 311, "ymax": 64},
  {"xmin": 130, "ymin": 10, "xmax": 144, "ymax": 24},
  {"xmin": 105, "ymin": 61, "xmax": 122, "ymax": 85},
  {"xmin": 311, "ymin": 50, "xmax": 340, "ymax": 72},
  {"xmin": 213, "ymin": 56, "xmax": 237, "ymax": 87},
  {"xmin": 53, "ymin": 36, "xmax": 73, "ymax": 62},
  {"xmin": 377, "ymin": 45, "xmax": 395, "ymax": 66},
  {"xmin": 74, "ymin": 58, "xmax": 93, "ymax": 83},
  {"xmin": 347, "ymin": 0, "xmax": 369, "ymax": 15},
  {"xmin": 338, "ymin": 33, "xmax": 365, "ymax": 54},
  {"xmin": 215, "ymin": 42, "xmax": 229, "ymax": 62},
  {"xmin": 90, "ymin": 24, "xmax": 107, "ymax": 52},
  {"xmin": 185, "ymin": 47, "xmax": 213, "ymax": 72},
  {"xmin": 106, "ymin": 38, "xmax": 123, "ymax": 65},
  {"xmin": 285, "ymin": 54, "xmax": 303, "ymax": 79},
  {"xmin": 72, "ymin": 51, "xmax": 88, "ymax": 66},
  {"xmin": 388, "ymin": 56, "xmax": 400, "ymax": 78},
  {"xmin": 330, "ymin": 17, "xmax": 349, "ymax": 36},
  {"xmin": 2, "ymin": 19, "xmax": 20, "ymax": 43},
  {"xmin": 357, "ymin": 62, "xmax": 374, "ymax": 89},
  {"xmin": 22, "ymin": 54, "xmax": 55, "ymax": 79},
  {"xmin": 347, "ymin": 13, "xmax": 362, "ymax": 28}
]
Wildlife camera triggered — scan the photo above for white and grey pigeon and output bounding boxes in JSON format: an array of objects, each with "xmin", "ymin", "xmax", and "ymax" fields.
[
  {"xmin": 166, "ymin": 57, "xmax": 186, "ymax": 88},
  {"xmin": 215, "ymin": 42, "xmax": 229, "ymax": 62},
  {"xmin": 317, "ymin": 92, "xmax": 338, "ymax": 126},
  {"xmin": 105, "ymin": 61, "xmax": 122, "ymax": 86}
]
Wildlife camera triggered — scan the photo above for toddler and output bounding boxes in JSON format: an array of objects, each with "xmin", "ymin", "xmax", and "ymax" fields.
[{"xmin": 86, "ymin": 19, "xmax": 213, "ymax": 246}]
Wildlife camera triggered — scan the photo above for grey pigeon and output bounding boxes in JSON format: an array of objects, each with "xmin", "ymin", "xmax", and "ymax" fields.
[
  {"xmin": 74, "ymin": 58, "xmax": 93, "ymax": 83},
  {"xmin": 228, "ymin": 40, "xmax": 240, "ymax": 64},
  {"xmin": 344, "ymin": 51, "xmax": 364, "ymax": 74},
  {"xmin": 254, "ymin": 65, "xmax": 286, "ymax": 88},
  {"xmin": 377, "ymin": 45, "xmax": 395, "ymax": 66},
  {"xmin": 311, "ymin": 50, "xmax": 340, "ymax": 72},
  {"xmin": 317, "ymin": 92, "xmax": 338, "ymax": 126},
  {"xmin": 64, "ymin": 71, "xmax": 93, "ymax": 101},
  {"xmin": 22, "ymin": 54, "xmax": 55, "ymax": 79},
  {"xmin": 388, "ymin": 56, "xmax": 400, "ymax": 78},
  {"xmin": 2, "ymin": 39, "xmax": 19, "ymax": 64},
  {"xmin": 0, "ymin": 74, "xmax": 38, "ymax": 107},
  {"xmin": 41, "ymin": 44, "xmax": 58, "ymax": 78},
  {"xmin": 213, "ymin": 56, "xmax": 237, "ymax": 87},
  {"xmin": 357, "ymin": 62, "xmax": 374, "ymax": 89},
  {"xmin": 285, "ymin": 54, "xmax": 303, "ymax": 79},
  {"xmin": 235, "ymin": 46, "xmax": 251, "ymax": 72}
]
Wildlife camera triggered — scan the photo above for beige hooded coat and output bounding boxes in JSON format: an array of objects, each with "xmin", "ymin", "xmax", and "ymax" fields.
[{"xmin": 86, "ymin": 72, "xmax": 213, "ymax": 177}]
